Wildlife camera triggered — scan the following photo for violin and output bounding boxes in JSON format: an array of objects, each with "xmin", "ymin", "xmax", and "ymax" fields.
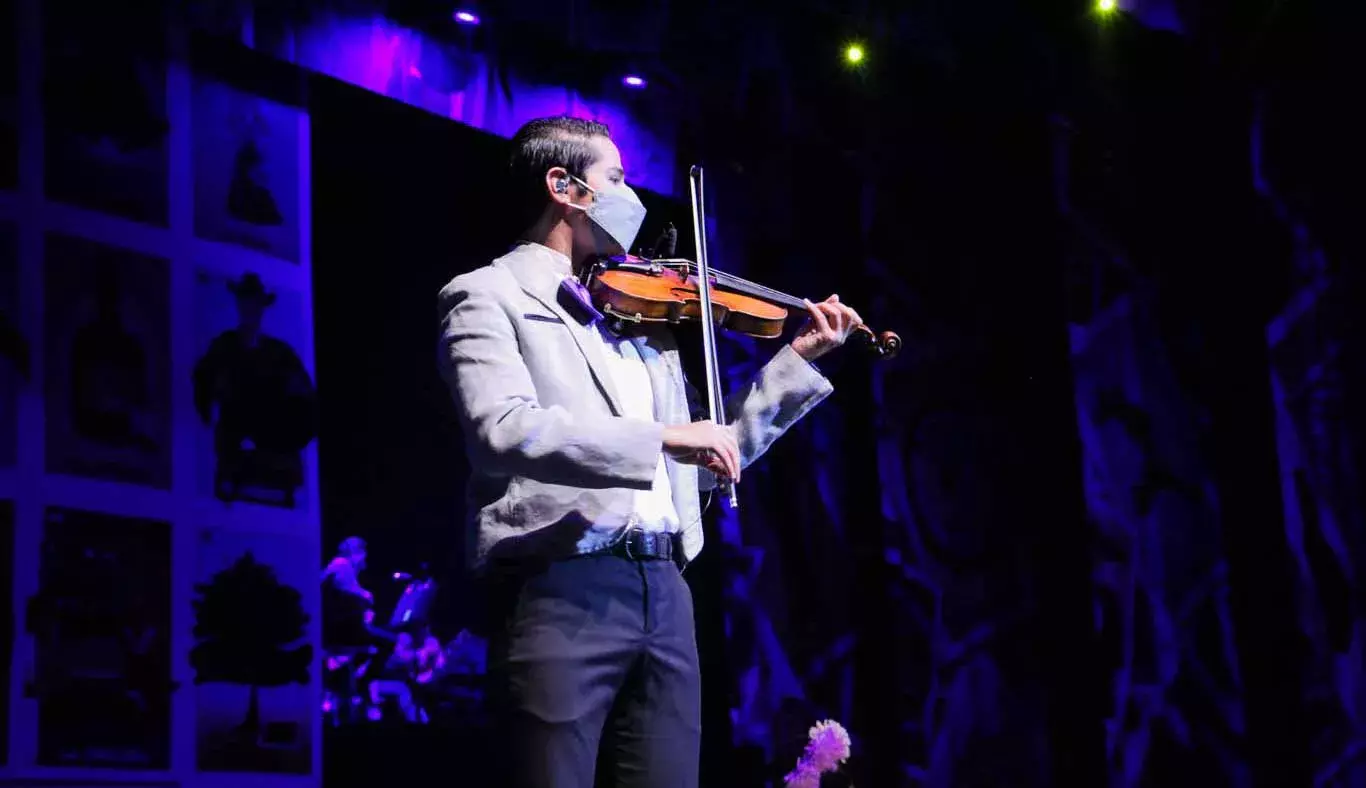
[{"xmin": 582, "ymin": 255, "xmax": 902, "ymax": 359}]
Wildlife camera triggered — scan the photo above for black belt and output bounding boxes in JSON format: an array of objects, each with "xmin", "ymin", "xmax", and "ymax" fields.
[{"xmin": 608, "ymin": 527, "xmax": 680, "ymax": 563}]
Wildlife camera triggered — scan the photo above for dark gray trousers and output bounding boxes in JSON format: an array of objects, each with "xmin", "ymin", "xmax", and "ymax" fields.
[{"xmin": 485, "ymin": 554, "xmax": 701, "ymax": 788}]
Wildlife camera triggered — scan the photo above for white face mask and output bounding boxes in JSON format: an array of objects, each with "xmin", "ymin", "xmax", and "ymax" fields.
[{"xmin": 567, "ymin": 174, "xmax": 647, "ymax": 255}]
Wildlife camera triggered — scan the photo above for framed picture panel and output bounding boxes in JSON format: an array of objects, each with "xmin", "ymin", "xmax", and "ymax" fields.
[{"xmin": 2, "ymin": 1, "xmax": 318, "ymax": 783}]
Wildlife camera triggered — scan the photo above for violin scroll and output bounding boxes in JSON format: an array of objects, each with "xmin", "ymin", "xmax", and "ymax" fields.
[{"xmin": 852, "ymin": 325, "xmax": 902, "ymax": 360}]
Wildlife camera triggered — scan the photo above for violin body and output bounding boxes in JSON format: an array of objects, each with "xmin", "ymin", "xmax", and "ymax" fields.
[{"xmin": 587, "ymin": 259, "xmax": 788, "ymax": 339}]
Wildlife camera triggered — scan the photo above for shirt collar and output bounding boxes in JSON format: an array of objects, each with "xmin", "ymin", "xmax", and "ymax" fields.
[
  {"xmin": 519, "ymin": 241, "xmax": 572, "ymax": 279},
  {"xmin": 499, "ymin": 242, "xmax": 575, "ymax": 302}
]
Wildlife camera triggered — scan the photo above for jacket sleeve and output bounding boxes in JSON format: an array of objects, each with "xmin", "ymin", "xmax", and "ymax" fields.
[
  {"xmin": 438, "ymin": 276, "xmax": 663, "ymax": 490},
  {"xmin": 686, "ymin": 343, "xmax": 834, "ymax": 491}
]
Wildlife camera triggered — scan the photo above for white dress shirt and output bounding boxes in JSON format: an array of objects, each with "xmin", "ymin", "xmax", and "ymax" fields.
[{"xmin": 589, "ymin": 320, "xmax": 681, "ymax": 533}]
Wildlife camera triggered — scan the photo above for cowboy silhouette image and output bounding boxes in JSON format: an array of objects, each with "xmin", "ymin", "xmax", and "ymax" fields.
[{"xmin": 193, "ymin": 273, "xmax": 315, "ymax": 507}]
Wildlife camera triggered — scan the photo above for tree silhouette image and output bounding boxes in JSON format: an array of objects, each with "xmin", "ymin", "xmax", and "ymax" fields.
[{"xmin": 191, "ymin": 551, "xmax": 311, "ymax": 734}]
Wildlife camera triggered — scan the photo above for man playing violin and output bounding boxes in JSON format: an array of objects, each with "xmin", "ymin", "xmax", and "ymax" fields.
[{"xmin": 437, "ymin": 115, "xmax": 861, "ymax": 787}]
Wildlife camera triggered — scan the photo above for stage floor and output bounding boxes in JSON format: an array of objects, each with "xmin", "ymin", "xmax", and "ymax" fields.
[{"xmin": 324, "ymin": 723, "xmax": 498, "ymax": 787}]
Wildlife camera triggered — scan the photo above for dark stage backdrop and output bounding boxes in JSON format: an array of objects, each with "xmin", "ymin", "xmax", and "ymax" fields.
[{"xmin": 312, "ymin": 77, "xmax": 505, "ymax": 628}]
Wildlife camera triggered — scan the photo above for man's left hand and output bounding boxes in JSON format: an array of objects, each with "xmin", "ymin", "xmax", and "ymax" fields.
[{"xmin": 790, "ymin": 294, "xmax": 862, "ymax": 361}]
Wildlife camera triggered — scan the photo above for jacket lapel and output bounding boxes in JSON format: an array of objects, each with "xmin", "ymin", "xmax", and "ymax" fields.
[
  {"xmin": 497, "ymin": 247, "xmax": 625, "ymax": 416},
  {"xmin": 631, "ymin": 333, "xmax": 677, "ymax": 424}
]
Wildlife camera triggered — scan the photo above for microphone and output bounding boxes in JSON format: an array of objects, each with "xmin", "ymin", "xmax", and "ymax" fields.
[{"xmin": 650, "ymin": 223, "xmax": 678, "ymax": 259}]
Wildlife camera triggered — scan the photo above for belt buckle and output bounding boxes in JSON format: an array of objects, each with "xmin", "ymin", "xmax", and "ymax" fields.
[{"xmin": 623, "ymin": 528, "xmax": 638, "ymax": 561}]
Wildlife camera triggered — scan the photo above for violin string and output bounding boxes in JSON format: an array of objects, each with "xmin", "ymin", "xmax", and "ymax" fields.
[
  {"xmin": 709, "ymin": 268, "xmax": 794, "ymax": 304},
  {"xmin": 670, "ymin": 259, "xmax": 805, "ymax": 310},
  {"xmin": 722, "ymin": 272, "xmax": 804, "ymax": 307},
  {"xmin": 681, "ymin": 262, "xmax": 806, "ymax": 309}
]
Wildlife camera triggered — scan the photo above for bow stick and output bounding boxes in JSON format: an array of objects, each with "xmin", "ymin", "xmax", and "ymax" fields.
[{"xmin": 687, "ymin": 165, "xmax": 739, "ymax": 509}]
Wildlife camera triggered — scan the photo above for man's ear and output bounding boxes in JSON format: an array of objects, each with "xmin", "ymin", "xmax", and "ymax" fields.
[{"xmin": 545, "ymin": 167, "xmax": 573, "ymax": 206}]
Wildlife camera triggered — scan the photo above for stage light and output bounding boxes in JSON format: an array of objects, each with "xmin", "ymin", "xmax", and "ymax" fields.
[
  {"xmin": 453, "ymin": 9, "xmax": 480, "ymax": 25},
  {"xmin": 844, "ymin": 44, "xmax": 865, "ymax": 65},
  {"xmin": 1096, "ymin": 0, "xmax": 1117, "ymax": 12},
  {"xmin": 622, "ymin": 75, "xmax": 647, "ymax": 89}
]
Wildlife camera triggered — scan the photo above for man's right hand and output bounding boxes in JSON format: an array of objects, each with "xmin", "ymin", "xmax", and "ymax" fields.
[{"xmin": 662, "ymin": 420, "xmax": 740, "ymax": 483}]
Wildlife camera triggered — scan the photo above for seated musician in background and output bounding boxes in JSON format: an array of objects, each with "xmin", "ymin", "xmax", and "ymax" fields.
[
  {"xmin": 369, "ymin": 623, "xmax": 446, "ymax": 723},
  {"xmin": 389, "ymin": 625, "xmax": 446, "ymax": 683},
  {"xmin": 323, "ymin": 537, "xmax": 372, "ymax": 608},
  {"xmin": 437, "ymin": 115, "xmax": 862, "ymax": 787},
  {"xmin": 323, "ymin": 537, "xmax": 407, "ymax": 723}
]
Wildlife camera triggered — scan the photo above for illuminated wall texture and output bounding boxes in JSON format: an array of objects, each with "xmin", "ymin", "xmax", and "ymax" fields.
[
  {"xmin": 0, "ymin": 1, "xmax": 321, "ymax": 785},
  {"xmin": 224, "ymin": 8, "xmax": 680, "ymax": 198}
]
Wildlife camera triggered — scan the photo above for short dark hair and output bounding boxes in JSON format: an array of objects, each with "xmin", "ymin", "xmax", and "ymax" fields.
[{"xmin": 509, "ymin": 115, "xmax": 612, "ymax": 228}]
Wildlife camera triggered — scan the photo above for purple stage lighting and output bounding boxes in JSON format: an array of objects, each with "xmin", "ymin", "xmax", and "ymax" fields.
[
  {"xmin": 622, "ymin": 75, "xmax": 647, "ymax": 89},
  {"xmin": 453, "ymin": 10, "xmax": 480, "ymax": 25}
]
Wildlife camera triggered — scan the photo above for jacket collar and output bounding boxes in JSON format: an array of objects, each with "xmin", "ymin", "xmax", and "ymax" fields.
[{"xmin": 496, "ymin": 243, "xmax": 628, "ymax": 416}]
